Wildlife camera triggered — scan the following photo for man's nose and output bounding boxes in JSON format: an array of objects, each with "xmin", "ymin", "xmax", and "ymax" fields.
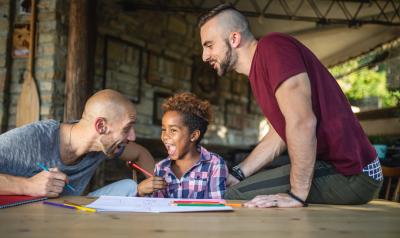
[
  {"xmin": 127, "ymin": 127, "xmax": 136, "ymax": 142},
  {"xmin": 202, "ymin": 49, "xmax": 209, "ymax": 62}
]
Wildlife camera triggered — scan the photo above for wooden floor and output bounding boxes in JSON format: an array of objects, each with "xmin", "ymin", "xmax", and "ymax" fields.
[{"xmin": 0, "ymin": 197, "xmax": 399, "ymax": 238}]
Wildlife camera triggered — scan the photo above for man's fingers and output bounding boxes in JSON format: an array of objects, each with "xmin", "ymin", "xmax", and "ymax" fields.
[
  {"xmin": 52, "ymin": 179, "xmax": 66, "ymax": 188},
  {"xmin": 46, "ymin": 191, "xmax": 61, "ymax": 198},
  {"xmin": 244, "ymin": 195, "xmax": 279, "ymax": 208},
  {"xmin": 49, "ymin": 170, "xmax": 67, "ymax": 182}
]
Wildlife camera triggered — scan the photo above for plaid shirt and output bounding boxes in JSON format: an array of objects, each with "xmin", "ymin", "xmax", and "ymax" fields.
[{"xmin": 152, "ymin": 146, "xmax": 228, "ymax": 199}]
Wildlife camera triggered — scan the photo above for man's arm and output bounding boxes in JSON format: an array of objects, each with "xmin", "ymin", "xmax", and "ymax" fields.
[
  {"xmin": 0, "ymin": 169, "xmax": 67, "ymax": 197},
  {"xmin": 228, "ymin": 125, "xmax": 286, "ymax": 186},
  {"xmin": 277, "ymin": 72, "xmax": 317, "ymax": 201},
  {"xmin": 240, "ymin": 125, "xmax": 286, "ymax": 177},
  {"xmin": 244, "ymin": 72, "xmax": 317, "ymax": 208},
  {"xmin": 120, "ymin": 142, "xmax": 156, "ymax": 178}
]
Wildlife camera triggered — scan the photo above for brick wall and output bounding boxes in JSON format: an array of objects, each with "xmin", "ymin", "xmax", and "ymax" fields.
[{"xmin": 0, "ymin": 0, "xmax": 265, "ymax": 147}]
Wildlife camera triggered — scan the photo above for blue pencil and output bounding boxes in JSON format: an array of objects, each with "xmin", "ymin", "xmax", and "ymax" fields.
[
  {"xmin": 37, "ymin": 162, "xmax": 76, "ymax": 192},
  {"xmin": 43, "ymin": 201, "xmax": 75, "ymax": 210}
]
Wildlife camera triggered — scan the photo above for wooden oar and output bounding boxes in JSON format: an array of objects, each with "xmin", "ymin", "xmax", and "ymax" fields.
[{"xmin": 16, "ymin": 0, "xmax": 40, "ymax": 127}]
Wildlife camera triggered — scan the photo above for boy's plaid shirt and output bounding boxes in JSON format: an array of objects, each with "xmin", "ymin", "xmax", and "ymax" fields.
[{"xmin": 152, "ymin": 146, "xmax": 228, "ymax": 199}]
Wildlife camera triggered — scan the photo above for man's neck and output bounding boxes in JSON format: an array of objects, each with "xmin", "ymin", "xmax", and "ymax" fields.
[
  {"xmin": 59, "ymin": 122, "xmax": 93, "ymax": 165},
  {"xmin": 234, "ymin": 39, "xmax": 258, "ymax": 76}
]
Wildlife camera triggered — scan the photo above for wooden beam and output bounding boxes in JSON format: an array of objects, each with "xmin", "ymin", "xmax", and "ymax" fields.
[{"xmin": 64, "ymin": 0, "xmax": 96, "ymax": 121}]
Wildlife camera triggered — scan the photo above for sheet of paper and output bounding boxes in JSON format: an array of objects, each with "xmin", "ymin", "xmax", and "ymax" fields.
[{"xmin": 86, "ymin": 196, "xmax": 233, "ymax": 213}]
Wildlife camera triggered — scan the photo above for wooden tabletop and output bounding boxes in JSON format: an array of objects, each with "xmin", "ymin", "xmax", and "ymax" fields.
[{"xmin": 0, "ymin": 197, "xmax": 399, "ymax": 238}]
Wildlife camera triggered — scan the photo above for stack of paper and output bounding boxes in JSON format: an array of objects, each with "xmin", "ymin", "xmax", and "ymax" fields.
[{"xmin": 86, "ymin": 196, "xmax": 233, "ymax": 213}]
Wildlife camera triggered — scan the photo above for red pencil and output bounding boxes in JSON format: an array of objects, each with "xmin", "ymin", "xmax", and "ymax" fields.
[{"xmin": 128, "ymin": 161, "xmax": 153, "ymax": 177}]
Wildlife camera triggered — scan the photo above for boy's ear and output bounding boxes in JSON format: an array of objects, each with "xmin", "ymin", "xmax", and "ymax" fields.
[
  {"xmin": 94, "ymin": 117, "xmax": 107, "ymax": 134},
  {"xmin": 190, "ymin": 129, "xmax": 201, "ymax": 143}
]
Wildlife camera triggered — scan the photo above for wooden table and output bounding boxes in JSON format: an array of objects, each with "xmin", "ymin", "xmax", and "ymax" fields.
[{"xmin": 0, "ymin": 197, "xmax": 399, "ymax": 238}]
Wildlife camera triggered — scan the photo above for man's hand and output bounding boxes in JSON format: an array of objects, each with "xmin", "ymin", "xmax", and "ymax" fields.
[
  {"xmin": 227, "ymin": 174, "xmax": 240, "ymax": 187},
  {"xmin": 25, "ymin": 168, "xmax": 67, "ymax": 197},
  {"xmin": 243, "ymin": 193, "xmax": 303, "ymax": 208},
  {"xmin": 137, "ymin": 176, "xmax": 166, "ymax": 197}
]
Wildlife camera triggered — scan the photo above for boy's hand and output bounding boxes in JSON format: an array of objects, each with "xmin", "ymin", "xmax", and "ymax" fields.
[{"xmin": 137, "ymin": 176, "xmax": 167, "ymax": 197}]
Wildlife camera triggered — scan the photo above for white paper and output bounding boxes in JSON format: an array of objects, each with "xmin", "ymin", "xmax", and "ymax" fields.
[{"xmin": 86, "ymin": 196, "xmax": 233, "ymax": 213}]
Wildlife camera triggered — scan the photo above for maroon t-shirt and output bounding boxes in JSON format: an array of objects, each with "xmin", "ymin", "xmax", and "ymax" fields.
[{"xmin": 249, "ymin": 32, "xmax": 376, "ymax": 176}]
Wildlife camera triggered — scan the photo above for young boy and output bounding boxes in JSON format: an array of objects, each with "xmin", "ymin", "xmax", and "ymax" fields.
[{"xmin": 137, "ymin": 92, "xmax": 228, "ymax": 199}]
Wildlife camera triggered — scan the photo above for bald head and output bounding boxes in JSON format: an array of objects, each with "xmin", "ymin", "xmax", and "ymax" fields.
[
  {"xmin": 198, "ymin": 3, "xmax": 253, "ymax": 41},
  {"xmin": 82, "ymin": 89, "xmax": 135, "ymax": 123}
]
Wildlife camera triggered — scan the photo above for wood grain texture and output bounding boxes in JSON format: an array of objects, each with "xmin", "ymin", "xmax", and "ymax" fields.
[{"xmin": 0, "ymin": 197, "xmax": 399, "ymax": 238}]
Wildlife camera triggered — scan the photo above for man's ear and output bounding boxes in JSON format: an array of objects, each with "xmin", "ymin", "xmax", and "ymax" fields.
[
  {"xmin": 94, "ymin": 117, "xmax": 107, "ymax": 134},
  {"xmin": 190, "ymin": 129, "xmax": 201, "ymax": 143},
  {"xmin": 230, "ymin": 32, "xmax": 241, "ymax": 48}
]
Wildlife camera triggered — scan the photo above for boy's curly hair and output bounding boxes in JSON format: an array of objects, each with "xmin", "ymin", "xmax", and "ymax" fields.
[{"xmin": 162, "ymin": 92, "xmax": 212, "ymax": 144}]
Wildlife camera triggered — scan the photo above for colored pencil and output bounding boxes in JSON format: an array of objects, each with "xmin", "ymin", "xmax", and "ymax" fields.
[
  {"xmin": 225, "ymin": 203, "xmax": 242, "ymax": 207},
  {"xmin": 43, "ymin": 201, "xmax": 75, "ymax": 210},
  {"xmin": 172, "ymin": 201, "xmax": 222, "ymax": 204},
  {"xmin": 36, "ymin": 162, "xmax": 76, "ymax": 192},
  {"xmin": 63, "ymin": 200, "xmax": 96, "ymax": 213},
  {"xmin": 175, "ymin": 203, "xmax": 226, "ymax": 207},
  {"xmin": 173, "ymin": 199, "xmax": 225, "ymax": 203},
  {"xmin": 128, "ymin": 161, "xmax": 153, "ymax": 177}
]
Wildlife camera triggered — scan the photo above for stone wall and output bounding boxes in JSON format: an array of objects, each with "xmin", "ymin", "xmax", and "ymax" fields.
[
  {"xmin": 0, "ymin": 0, "xmax": 265, "ymax": 147},
  {"xmin": 0, "ymin": 0, "xmax": 12, "ymax": 131},
  {"xmin": 0, "ymin": 0, "xmax": 68, "ymax": 131},
  {"xmin": 94, "ymin": 1, "xmax": 264, "ymax": 147}
]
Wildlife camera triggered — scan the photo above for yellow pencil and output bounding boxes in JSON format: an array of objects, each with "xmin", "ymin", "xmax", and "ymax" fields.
[
  {"xmin": 225, "ymin": 203, "xmax": 242, "ymax": 207},
  {"xmin": 63, "ymin": 200, "xmax": 97, "ymax": 213}
]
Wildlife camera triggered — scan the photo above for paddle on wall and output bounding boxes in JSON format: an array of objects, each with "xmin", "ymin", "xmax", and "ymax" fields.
[{"xmin": 16, "ymin": 0, "xmax": 40, "ymax": 127}]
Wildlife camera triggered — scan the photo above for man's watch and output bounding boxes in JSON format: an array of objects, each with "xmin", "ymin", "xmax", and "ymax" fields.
[{"xmin": 231, "ymin": 165, "xmax": 246, "ymax": 181}]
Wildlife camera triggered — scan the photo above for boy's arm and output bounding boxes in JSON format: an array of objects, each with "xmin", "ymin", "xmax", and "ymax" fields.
[
  {"xmin": 208, "ymin": 157, "xmax": 229, "ymax": 199},
  {"xmin": 119, "ymin": 142, "xmax": 155, "ymax": 178}
]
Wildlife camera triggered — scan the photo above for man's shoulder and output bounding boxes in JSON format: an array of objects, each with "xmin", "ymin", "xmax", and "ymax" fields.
[
  {"xmin": 259, "ymin": 32, "xmax": 296, "ymax": 46},
  {"xmin": 0, "ymin": 120, "xmax": 59, "ymax": 139}
]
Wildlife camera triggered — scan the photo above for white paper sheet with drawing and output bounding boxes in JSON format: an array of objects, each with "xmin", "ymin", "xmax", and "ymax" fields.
[{"xmin": 86, "ymin": 196, "xmax": 233, "ymax": 213}]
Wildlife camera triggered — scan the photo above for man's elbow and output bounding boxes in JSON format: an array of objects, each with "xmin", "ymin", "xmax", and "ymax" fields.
[{"xmin": 287, "ymin": 115, "xmax": 317, "ymax": 135}]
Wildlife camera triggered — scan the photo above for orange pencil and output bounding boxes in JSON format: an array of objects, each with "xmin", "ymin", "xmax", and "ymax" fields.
[{"xmin": 128, "ymin": 161, "xmax": 153, "ymax": 177}]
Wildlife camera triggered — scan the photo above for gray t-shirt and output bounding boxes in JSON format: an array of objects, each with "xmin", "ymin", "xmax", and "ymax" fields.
[{"xmin": 0, "ymin": 120, "xmax": 107, "ymax": 195}]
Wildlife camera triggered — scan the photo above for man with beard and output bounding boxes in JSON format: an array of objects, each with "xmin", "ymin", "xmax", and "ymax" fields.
[
  {"xmin": 0, "ymin": 89, "xmax": 154, "ymax": 197},
  {"xmin": 198, "ymin": 4, "xmax": 382, "ymax": 207}
]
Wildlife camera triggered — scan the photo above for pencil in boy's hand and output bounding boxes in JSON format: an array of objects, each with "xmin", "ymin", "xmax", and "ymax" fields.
[{"xmin": 128, "ymin": 161, "xmax": 153, "ymax": 177}]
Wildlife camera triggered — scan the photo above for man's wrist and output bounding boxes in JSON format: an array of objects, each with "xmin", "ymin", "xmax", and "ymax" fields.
[
  {"xmin": 287, "ymin": 190, "xmax": 308, "ymax": 207},
  {"xmin": 231, "ymin": 165, "xmax": 246, "ymax": 181}
]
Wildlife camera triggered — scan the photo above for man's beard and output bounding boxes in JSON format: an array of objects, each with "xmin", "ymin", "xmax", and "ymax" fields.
[
  {"xmin": 100, "ymin": 136, "xmax": 120, "ymax": 158},
  {"xmin": 217, "ymin": 39, "xmax": 237, "ymax": 77}
]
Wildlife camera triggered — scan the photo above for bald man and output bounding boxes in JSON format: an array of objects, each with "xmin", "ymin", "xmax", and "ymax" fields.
[
  {"xmin": 198, "ymin": 4, "xmax": 381, "ymax": 208},
  {"xmin": 0, "ymin": 89, "xmax": 155, "ymax": 197}
]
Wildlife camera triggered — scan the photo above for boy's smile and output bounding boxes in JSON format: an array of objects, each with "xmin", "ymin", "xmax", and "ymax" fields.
[{"xmin": 161, "ymin": 111, "xmax": 196, "ymax": 161}]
